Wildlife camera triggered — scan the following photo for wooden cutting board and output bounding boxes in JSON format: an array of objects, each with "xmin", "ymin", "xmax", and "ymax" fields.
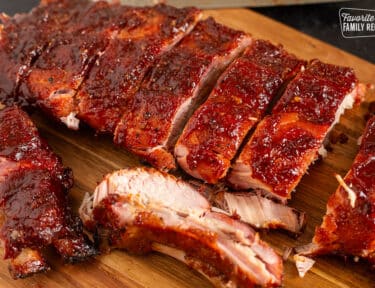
[{"xmin": 1, "ymin": 8, "xmax": 374, "ymax": 288}]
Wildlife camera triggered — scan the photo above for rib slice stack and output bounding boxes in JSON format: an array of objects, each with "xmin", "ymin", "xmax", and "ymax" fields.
[
  {"xmin": 21, "ymin": 2, "xmax": 201, "ymax": 130},
  {"xmin": 0, "ymin": 106, "xmax": 95, "ymax": 279},
  {"xmin": 114, "ymin": 18, "xmax": 251, "ymax": 171},
  {"xmin": 0, "ymin": 1, "xmax": 368, "ymax": 280},
  {"xmin": 228, "ymin": 60, "xmax": 362, "ymax": 202},
  {"xmin": 77, "ymin": 4, "xmax": 201, "ymax": 133},
  {"xmin": 0, "ymin": 0, "xmax": 365, "ymax": 233},
  {"xmin": 175, "ymin": 40, "xmax": 305, "ymax": 183},
  {"xmin": 79, "ymin": 167, "xmax": 283, "ymax": 287},
  {"xmin": 0, "ymin": 2, "xmax": 361, "ymax": 201}
]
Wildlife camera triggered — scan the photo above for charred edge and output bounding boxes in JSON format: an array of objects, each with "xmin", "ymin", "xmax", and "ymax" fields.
[
  {"xmin": 9, "ymin": 264, "xmax": 50, "ymax": 280},
  {"xmin": 13, "ymin": 41, "xmax": 51, "ymax": 106}
]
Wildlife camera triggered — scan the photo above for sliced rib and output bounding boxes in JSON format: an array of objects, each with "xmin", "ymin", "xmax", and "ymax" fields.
[
  {"xmin": 188, "ymin": 180, "xmax": 306, "ymax": 234},
  {"xmin": 18, "ymin": 0, "xmax": 132, "ymax": 130},
  {"xmin": 228, "ymin": 60, "xmax": 363, "ymax": 202},
  {"xmin": 76, "ymin": 4, "xmax": 201, "ymax": 133},
  {"xmin": 175, "ymin": 40, "xmax": 305, "ymax": 184},
  {"xmin": 300, "ymin": 116, "xmax": 375, "ymax": 266},
  {"xmin": 208, "ymin": 191, "xmax": 306, "ymax": 234},
  {"xmin": 114, "ymin": 18, "xmax": 251, "ymax": 171},
  {"xmin": 0, "ymin": 106, "xmax": 95, "ymax": 278},
  {"xmin": 79, "ymin": 167, "xmax": 283, "ymax": 287},
  {"xmin": 0, "ymin": 105, "xmax": 65, "ymax": 172},
  {"xmin": 0, "ymin": 0, "xmax": 89, "ymax": 107}
]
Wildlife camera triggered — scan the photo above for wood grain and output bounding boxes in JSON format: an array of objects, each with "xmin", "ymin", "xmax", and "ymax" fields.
[{"xmin": 2, "ymin": 8, "xmax": 375, "ymax": 288}]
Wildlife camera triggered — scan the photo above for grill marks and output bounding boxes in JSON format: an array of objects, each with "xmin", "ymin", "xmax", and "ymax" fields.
[
  {"xmin": 175, "ymin": 40, "xmax": 305, "ymax": 184},
  {"xmin": 76, "ymin": 5, "xmax": 201, "ymax": 133},
  {"xmin": 0, "ymin": 106, "xmax": 95, "ymax": 279},
  {"xmin": 228, "ymin": 60, "xmax": 361, "ymax": 201},
  {"xmin": 114, "ymin": 18, "xmax": 251, "ymax": 171}
]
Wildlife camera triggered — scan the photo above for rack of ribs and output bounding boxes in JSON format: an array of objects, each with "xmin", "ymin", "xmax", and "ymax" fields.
[
  {"xmin": 0, "ymin": 2, "xmax": 369, "ymax": 283},
  {"xmin": 77, "ymin": 4, "xmax": 201, "ymax": 133},
  {"xmin": 299, "ymin": 116, "xmax": 375, "ymax": 266},
  {"xmin": 0, "ymin": 0, "xmax": 90, "ymax": 107},
  {"xmin": 0, "ymin": 106, "xmax": 95, "ymax": 278},
  {"xmin": 79, "ymin": 167, "xmax": 283, "ymax": 287},
  {"xmin": 175, "ymin": 40, "xmax": 305, "ymax": 184},
  {"xmin": 22, "ymin": 2, "xmax": 200, "ymax": 131},
  {"xmin": 114, "ymin": 18, "xmax": 251, "ymax": 171},
  {"xmin": 228, "ymin": 59, "xmax": 363, "ymax": 202},
  {"xmin": 19, "ymin": 0, "xmax": 136, "ymax": 129}
]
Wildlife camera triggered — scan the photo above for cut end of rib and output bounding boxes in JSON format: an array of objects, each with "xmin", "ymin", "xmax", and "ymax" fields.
[
  {"xmin": 8, "ymin": 248, "xmax": 50, "ymax": 279},
  {"xmin": 175, "ymin": 144, "xmax": 229, "ymax": 184},
  {"xmin": 222, "ymin": 192, "xmax": 306, "ymax": 234},
  {"xmin": 60, "ymin": 112, "xmax": 80, "ymax": 130},
  {"xmin": 227, "ymin": 162, "xmax": 289, "ymax": 203},
  {"xmin": 143, "ymin": 147, "xmax": 177, "ymax": 172},
  {"xmin": 293, "ymin": 254, "xmax": 315, "ymax": 278},
  {"xmin": 80, "ymin": 167, "xmax": 283, "ymax": 287}
]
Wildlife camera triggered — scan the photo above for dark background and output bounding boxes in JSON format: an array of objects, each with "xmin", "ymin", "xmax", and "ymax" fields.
[
  {"xmin": 253, "ymin": 0, "xmax": 374, "ymax": 63},
  {"xmin": 0, "ymin": 0, "xmax": 373, "ymax": 63}
]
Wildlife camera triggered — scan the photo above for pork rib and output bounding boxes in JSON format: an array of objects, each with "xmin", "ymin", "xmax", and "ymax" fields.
[
  {"xmin": 0, "ymin": 0, "xmax": 89, "ymax": 107},
  {"xmin": 175, "ymin": 40, "xmax": 305, "ymax": 184},
  {"xmin": 79, "ymin": 167, "xmax": 283, "ymax": 287},
  {"xmin": 209, "ymin": 191, "xmax": 306, "ymax": 234},
  {"xmin": 186, "ymin": 181, "xmax": 306, "ymax": 234},
  {"xmin": 300, "ymin": 116, "xmax": 375, "ymax": 266},
  {"xmin": 77, "ymin": 4, "xmax": 201, "ymax": 133},
  {"xmin": 114, "ymin": 18, "xmax": 251, "ymax": 171},
  {"xmin": 18, "ymin": 0, "xmax": 133, "ymax": 130},
  {"xmin": 0, "ymin": 106, "xmax": 95, "ymax": 278},
  {"xmin": 228, "ymin": 60, "xmax": 363, "ymax": 202}
]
